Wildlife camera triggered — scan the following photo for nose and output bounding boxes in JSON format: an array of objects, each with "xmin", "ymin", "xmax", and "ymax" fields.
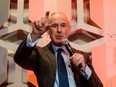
[{"xmin": 57, "ymin": 25, "xmax": 62, "ymax": 33}]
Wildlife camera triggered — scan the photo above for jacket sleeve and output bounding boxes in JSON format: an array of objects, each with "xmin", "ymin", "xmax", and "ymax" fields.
[
  {"xmin": 14, "ymin": 38, "xmax": 38, "ymax": 70},
  {"xmin": 73, "ymin": 50, "xmax": 103, "ymax": 87},
  {"xmin": 86, "ymin": 55, "xmax": 103, "ymax": 87}
]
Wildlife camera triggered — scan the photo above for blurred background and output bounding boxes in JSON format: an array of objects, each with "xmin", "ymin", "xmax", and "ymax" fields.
[{"xmin": 0, "ymin": 0, "xmax": 116, "ymax": 87}]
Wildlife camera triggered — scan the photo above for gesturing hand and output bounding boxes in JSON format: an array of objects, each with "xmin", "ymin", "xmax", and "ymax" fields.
[{"xmin": 30, "ymin": 11, "xmax": 50, "ymax": 42}]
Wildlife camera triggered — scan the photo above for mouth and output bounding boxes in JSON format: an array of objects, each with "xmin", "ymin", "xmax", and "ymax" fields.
[{"xmin": 55, "ymin": 35, "xmax": 63, "ymax": 39}]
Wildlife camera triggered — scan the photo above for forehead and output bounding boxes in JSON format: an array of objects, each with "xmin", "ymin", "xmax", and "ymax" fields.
[{"xmin": 49, "ymin": 13, "xmax": 69, "ymax": 24}]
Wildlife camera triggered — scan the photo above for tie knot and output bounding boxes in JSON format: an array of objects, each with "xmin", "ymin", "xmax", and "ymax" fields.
[{"xmin": 57, "ymin": 48, "xmax": 64, "ymax": 54}]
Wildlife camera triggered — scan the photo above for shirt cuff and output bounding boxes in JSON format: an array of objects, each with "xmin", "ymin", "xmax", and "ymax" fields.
[
  {"xmin": 80, "ymin": 65, "xmax": 92, "ymax": 80},
  {"xmin": 26, "ymin": 34, "xmax": 39, "ymax": 47}
]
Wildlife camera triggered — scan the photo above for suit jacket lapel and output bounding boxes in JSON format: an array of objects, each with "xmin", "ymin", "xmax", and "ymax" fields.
[{"xmin": 43, "ymin": 43, "xmax": 57, "ymax": 77}]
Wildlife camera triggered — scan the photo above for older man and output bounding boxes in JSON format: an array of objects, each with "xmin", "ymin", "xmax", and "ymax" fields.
[{"xmin": 14, "ymin": 12, "xmax": 103, "ymax": 87}]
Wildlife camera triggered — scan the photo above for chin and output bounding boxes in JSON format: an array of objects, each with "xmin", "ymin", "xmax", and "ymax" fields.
[
  {"xmin": 51, "ymin": 38, "xmax": 64, "ymax": 45},
  {"xmin": 55, "ymin": 43, "xmax": 63, "ymax": 46},
  {"xmin": 52, "ymin": 41, "xmax": 63, "ymax": 46}
]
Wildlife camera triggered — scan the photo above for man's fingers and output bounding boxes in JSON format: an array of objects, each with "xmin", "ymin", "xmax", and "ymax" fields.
[
  {"xmin": 34, "ymin": 21, "xmax": 43, "ymax": 29},
  {"xmin": 45, "ymin": 11, "xmax": 50, "ymax": 19},
  {"xmin": 31, "ymin": 11, "xmax": 50, "ymax": 32},
  {"xmin": 41, "ymin": 17, "xmax": 45, "ymax": 26}
]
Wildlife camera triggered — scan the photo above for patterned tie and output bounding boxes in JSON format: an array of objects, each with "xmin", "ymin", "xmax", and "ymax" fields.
[{"xmin": 57, "ymin": 48, "xmax": 69, "ymax": 87}]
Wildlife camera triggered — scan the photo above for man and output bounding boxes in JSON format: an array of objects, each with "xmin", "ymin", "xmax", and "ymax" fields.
[{"xmin": 14, "ymin": 12, "xmax": 103, "ymax": 87}]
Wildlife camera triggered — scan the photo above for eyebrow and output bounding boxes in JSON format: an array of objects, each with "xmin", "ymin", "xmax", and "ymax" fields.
[{"xmin": 50, "ymin": 22, "xmax": 67, "ymax": 25}]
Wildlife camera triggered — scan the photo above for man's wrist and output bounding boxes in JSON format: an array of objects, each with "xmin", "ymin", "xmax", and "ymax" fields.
[
  {"xmin": 30, "ymin": 33, "xmax": 41, "ymax": 42},
  {"xmin": 26, "ymin": 34, "xmax": 39, "ymax": 47}
]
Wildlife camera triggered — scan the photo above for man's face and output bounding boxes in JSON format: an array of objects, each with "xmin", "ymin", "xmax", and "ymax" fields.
[{"xmin": 48, "ymin": 13, "xmax": 71, "ymax": 46}]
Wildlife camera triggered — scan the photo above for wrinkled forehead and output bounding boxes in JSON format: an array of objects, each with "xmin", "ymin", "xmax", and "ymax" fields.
[{"xmin": 49, "ymin": 12, "xmax": 70, "ymax": 25}]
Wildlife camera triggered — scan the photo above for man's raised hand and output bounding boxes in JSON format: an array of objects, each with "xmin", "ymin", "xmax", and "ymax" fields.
[{"xmin": 31, "ymin": 11, "xmax": 50, "ymax": 42}]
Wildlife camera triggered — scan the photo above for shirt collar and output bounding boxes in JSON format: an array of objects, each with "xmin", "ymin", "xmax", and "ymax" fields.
[{"xmin": 52, "ymin": 44, "xmax": 69, "ymax": 55}]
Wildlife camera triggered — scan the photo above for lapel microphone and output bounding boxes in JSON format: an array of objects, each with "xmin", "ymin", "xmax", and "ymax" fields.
[{"xmin": 62, "ymin": 39, "xmax": 82, "ymax": 69}]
